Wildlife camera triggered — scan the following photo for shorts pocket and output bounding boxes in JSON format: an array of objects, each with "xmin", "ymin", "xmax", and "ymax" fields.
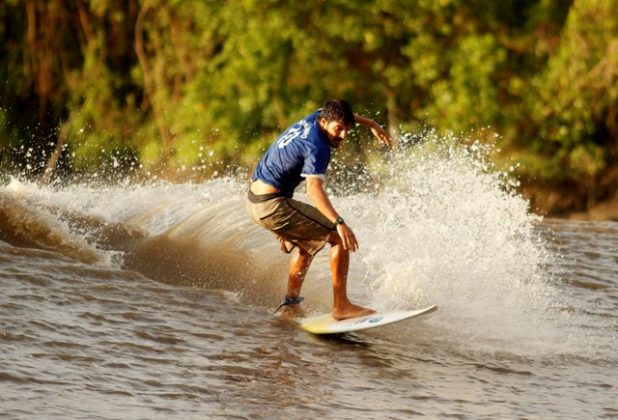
[
  {"xmin": 259, "ymin": 209, "xmax": 279, "ymax": 220},
  {"xmin": 255, "ymin": 198, "xmax": 285, "ymax": 223}
]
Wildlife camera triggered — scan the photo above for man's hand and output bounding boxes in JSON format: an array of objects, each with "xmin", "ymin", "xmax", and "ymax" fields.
[
  {"xmin": 336, "ymin": 223, "xmax": 358, "ymax": 252},
  {"xmin": 353, "ymin": 114, "xmax": 393, "ymax": 147},
  {"xmin": 370, "ymin": 123, "xmax": 393, "ymax": 147}
]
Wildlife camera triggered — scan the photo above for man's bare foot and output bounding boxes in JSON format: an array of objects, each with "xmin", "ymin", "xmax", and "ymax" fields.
[{"xmin": 332, "ymin": 303, "xmax": 375, "ymax": 320}]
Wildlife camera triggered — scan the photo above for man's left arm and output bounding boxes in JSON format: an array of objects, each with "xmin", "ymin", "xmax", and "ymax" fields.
[
  {"xmin": 305, "ymin": 176, "xmax": 358, "ymax": 252},
  {"xmin": 354, "ymin": 114, "xmax": 393, "ymax": 147}
]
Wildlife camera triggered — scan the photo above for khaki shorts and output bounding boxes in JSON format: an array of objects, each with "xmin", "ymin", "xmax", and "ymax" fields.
[{"xmin": 246, "ymin": 191, "xmax": 336, "ymax": 256}]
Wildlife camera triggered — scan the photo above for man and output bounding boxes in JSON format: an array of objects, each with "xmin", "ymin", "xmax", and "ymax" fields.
[{"xmin": 247, "ymin": 99, "xmax": 392, "ymax": 320}]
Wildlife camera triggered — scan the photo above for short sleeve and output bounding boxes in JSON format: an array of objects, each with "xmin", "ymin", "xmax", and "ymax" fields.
[{"xmin": 301, "ymin": 145, "xmax": 330, "ymax": 179}]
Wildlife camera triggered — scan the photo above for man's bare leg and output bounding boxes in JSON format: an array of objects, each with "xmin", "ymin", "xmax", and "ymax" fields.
[
  {"xmin": 328, "ymin": 232, "xmax": 375, "ymax": 320},
  {"xmin": 280, "ymin": 248, "xmax": 313, "ymax": 318}
]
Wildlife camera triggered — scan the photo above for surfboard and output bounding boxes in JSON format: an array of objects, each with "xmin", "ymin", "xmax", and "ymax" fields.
[{"xmin": 298, "ymin": 304, "xmax": 437, "ymax": 335}]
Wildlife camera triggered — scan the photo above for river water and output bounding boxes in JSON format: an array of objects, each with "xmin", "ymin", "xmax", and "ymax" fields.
[{"xmin": 0, "ymin": 147, "xmax": 616, "ymax": 419}]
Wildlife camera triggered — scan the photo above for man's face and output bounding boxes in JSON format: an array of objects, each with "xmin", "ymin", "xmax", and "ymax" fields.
[{"xmin": 319, "ymin": 118, "xmax": 349, "ymax": 148}]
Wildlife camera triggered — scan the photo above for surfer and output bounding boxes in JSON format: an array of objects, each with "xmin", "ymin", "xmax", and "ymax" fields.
[{"xmin": 247, "ymin": 99, "xmax": 392, "ymax": 319}]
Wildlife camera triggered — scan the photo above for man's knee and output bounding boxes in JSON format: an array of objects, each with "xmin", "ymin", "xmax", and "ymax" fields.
[
  {"xmin": 297, "ymin": 247, "xmax": 313, "ymax": 259},
  {"xmin": 327, "ymin": 231, "xmax": 342, "ymax": 246}
]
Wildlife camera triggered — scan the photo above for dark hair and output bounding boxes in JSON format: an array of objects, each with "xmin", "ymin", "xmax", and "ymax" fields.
[{"xmin": 319, "ymin": 99, "xmax": 355, "ymax": 128}]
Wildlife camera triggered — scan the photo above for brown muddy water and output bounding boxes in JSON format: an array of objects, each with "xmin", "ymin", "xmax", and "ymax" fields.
[{"xmin": 1, "ymin": 166, "xmax": 616, "ymax": 419}]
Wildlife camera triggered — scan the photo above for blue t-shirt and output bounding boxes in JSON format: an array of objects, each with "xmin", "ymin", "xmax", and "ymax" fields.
[{"xmin": 252, "ymin": 110, "xmax": 331, "ymax": 197}]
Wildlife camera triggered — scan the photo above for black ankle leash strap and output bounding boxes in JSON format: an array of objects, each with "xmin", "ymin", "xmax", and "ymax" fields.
[{"xmin": 274, "ymin": 295, "xmax": 304, "ymax": 313}]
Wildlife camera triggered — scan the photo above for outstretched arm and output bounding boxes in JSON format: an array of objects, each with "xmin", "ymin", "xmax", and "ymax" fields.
[
  {"xmin": 354, "ymin": 114, "xmax": 393, "ymax": 147},
  {"xmin": 305, "ymin": 176, "xmax": 358, "ymax": 252}
]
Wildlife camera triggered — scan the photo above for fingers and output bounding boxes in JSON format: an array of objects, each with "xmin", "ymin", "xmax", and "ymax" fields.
[
  {"xmin": 372, "ymin": 126, "xmax": 393, "ymax": 147},
  {"xmin": 380, "ymin": 130, "xmax": 393, "ymax": 147},
  {"xmin": 342, "ymin": 235, "xmax": 354, "ymax": 251},
  {"xmin": 347, "ymin": 228, "xmax": 358, "ymax": 252},
  {"xmin": 337, "ymin": 225, "xmax": 358, "ymax": 252},
  {"xmin": 348, "ymin": 232, "xmax": 358, "ymax": 252}
]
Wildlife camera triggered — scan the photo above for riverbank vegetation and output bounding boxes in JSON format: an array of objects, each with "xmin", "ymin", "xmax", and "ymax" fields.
[{"xmin": 1, "ymin": 0, "xmax": 616, "ymax": 217}]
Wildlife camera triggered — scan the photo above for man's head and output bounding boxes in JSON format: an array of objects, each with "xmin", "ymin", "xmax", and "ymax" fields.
[{"xmin": 318, "ymin": 99, "xmax": 355, "ymax": 148}]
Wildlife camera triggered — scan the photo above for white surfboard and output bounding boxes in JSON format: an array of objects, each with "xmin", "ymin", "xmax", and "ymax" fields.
[{"xmin": 298, "ymin": 304, "xmax": 437, "ymax": 335}]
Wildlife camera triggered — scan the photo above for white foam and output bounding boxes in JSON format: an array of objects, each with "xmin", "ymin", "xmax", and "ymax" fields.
[
  {"xmin": 332, "ymin": 136, "xmax": 562, "ymax": 355},
  {"xmin": 5, "ymin": 136, "xmax": 599, "ymax": 357}
]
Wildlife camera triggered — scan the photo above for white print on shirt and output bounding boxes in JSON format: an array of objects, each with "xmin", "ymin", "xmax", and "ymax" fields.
[{"xmin": 277, "ymin": 119, "xmax": 312, "ymax": 149}]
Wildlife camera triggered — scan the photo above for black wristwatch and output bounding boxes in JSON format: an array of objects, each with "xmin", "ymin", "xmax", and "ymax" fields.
[{"xmin": 334, "ymin": 216, "xmax": 345, "ymax": 226}]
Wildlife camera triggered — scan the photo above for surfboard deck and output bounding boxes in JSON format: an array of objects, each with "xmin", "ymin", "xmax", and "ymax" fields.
[{"xmin": 298, "ymin": 304, "xmax": 437, "ymax": 335}]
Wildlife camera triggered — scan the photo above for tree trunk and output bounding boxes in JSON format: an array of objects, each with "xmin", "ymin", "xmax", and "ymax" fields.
[
  {"xmin": 386, "ymin": 89, "xmax": 400, "ymax": 139},
  {"xmin": 135, "ymin": 1, "xmax": 172, "ymax": 160},
  {"xmin": 39, "ymin": 125, "xmax": 68, "ymax": 185}
]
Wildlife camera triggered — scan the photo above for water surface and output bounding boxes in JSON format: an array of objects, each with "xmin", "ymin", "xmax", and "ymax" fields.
[{"xmin": 1, "ymin": 164, "xmax": 616, "ymax": 419}]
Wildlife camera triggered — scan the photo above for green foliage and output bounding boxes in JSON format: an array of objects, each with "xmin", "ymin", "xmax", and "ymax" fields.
[
  {"xmin": 525, "ymin": 0, "xmax": 617, "ymax": 188},
  {"xmin": 63, "ymin": 36, "xmax": 138, "ymax": 170},
  {"xmin": 1, "ymin": 0, "xmax": 617, "ymax": 211}
]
